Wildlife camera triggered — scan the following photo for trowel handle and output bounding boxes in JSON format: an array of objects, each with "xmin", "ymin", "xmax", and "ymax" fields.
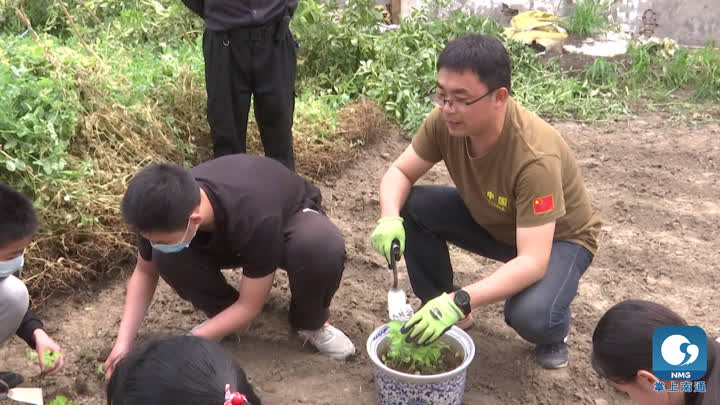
[{"xmin": 389, "ymin": 239, "xmax": 401, "ymax": 269}]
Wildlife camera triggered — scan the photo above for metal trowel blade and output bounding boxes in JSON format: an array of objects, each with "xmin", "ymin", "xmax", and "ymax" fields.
[{"xmin": 7, "ymin": 388, "xmax": 44, "ymax": 405}]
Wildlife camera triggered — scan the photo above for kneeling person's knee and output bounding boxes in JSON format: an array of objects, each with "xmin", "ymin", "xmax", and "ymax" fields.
[
  {"xmin": 0, "ymin": 276, "xmax": 30, "ymax": 342},
  {"xmin": 505, "ymin": 298, "xmax": 559, "ymax": 344}
]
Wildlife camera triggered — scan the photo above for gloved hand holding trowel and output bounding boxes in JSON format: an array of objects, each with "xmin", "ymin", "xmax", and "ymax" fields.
[
  {"xmin": 371, "ymin": 215, "xmax": 471, "ymax": 346},
  {"xmin": 371, "ymin": 217, "xmax": 413, "ymax": 322}
]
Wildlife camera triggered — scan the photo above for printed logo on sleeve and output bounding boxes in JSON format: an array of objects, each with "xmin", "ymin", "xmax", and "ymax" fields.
[{"xmin": 532, "ymin": 195, "xmax": 554, "ymax": 214}]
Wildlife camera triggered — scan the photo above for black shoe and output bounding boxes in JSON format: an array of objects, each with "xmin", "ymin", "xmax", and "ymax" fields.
[
  {"xmin": 535, "ymin": 340, "xmax": 569, "ymax": 369},
  {"xmin": 0, "ymin": 371, "xmax": 24, "ymax": 389}
]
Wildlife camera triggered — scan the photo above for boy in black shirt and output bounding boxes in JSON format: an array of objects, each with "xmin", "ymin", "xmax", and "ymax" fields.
[{"xmin": 104, "ymin": 155, "xmax": 355, "ymax": 375}]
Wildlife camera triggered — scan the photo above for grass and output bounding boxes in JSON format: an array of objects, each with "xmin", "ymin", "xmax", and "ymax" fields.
[{"xmin": 563, "ymin": 0, "xmax": 614, "ymax": 37}]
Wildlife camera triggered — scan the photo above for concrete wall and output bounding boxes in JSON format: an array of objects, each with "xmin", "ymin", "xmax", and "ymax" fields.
[{"xmin": 395, "ymin": 0, "xmax": 720, "ymax": 46}]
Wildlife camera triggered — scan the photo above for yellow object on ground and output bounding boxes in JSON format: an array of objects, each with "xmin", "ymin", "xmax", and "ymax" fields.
[
  {"xmin": 640, "ymin": 36, "xmax": 678, "ymax": 57},
  {"xmin": 504, "ymin": 10, "xmax": 568, "ymax": 50}
]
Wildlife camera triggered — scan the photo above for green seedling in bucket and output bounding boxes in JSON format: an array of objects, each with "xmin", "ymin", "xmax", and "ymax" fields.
[{"xmin": 381, "ymin": 320, "xmax": 459, "ymax": 375}]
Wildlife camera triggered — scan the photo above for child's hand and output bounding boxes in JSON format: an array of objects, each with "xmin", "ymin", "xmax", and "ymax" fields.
[
  {"xmin": 104, "ymin": 341, "xmax": 132, "ymax": 378},
  {"xmin": 32, "ymin": 329, "xmax": 64, "ymax": 375}
]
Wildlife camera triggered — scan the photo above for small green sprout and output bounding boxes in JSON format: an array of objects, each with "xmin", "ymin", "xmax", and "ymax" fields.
[
  {"xmin": 96, "ymin": 363, "xmax": 108, "ymax": 380},
  {"xmin": 48, "ymin": 395, "xmax": 78, "ymax": 405},
  {"xmin": 26, "ymin": 348, "xmax": 60, "ymax": 368}
]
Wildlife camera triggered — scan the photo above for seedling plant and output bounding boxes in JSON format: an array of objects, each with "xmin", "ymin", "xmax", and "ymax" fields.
[
  {"xmin": 26, "ymin": 348, "xmax": 61, "ymax": 368},
  {"xmin": 48, "ymin": 396, "xmax": 79, "ymax": 405},
  {"xmin": 381, "ymin": 321, "xmax": 461, "ymax": 375}
]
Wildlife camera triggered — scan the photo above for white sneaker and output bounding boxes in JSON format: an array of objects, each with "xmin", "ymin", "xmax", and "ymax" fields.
[{"xmin": 297, "ymin": 322, "xmax": 356, "ymax": 360}]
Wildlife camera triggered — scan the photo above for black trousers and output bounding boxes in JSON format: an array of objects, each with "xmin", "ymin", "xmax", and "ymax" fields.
[
  {"xmin": 203, "ymin": 22, "xmax": 297, "ymax": 171},
  {"xmin": 152, "ymin": 209, "xmax": 345, "ymax": 330}
]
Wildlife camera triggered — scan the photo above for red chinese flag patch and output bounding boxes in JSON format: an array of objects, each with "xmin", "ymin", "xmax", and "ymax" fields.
[{"xmin": 532, "ymin": 195, "xmax": 554, "ymax": 214}]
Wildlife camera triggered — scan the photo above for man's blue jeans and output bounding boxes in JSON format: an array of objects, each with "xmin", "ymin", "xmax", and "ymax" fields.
[{"xmin": 400, "ymin": 185, "xmax": 594, "ymax": 345}]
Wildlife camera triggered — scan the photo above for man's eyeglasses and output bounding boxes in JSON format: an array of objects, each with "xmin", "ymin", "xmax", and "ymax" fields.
[{"xmin": 427, "ymin": 86, "xmax": 496, "ymax": 111}]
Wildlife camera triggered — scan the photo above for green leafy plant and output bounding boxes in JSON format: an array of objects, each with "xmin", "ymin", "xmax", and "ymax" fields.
[
  {"xmin": 25, "ymin": 348, "xmax": 38, "ymax": 361},
  {"xmin": 381, "ymin": 320, "xmax": 460, "ymax": 375},
  {"xmin": 585, "ymin": 58, "xmax": 619, "ymax": 85},
  {"xmin": 563, "ymin": 0, "xmax": 614, "ymax": 37},
  {"xmin": 26, "ymin": 348, "xmax": 60, "ymax": 368},
  {"xmin": 48, "ymin": 395, "xmax": 78, "ymax": 405}
]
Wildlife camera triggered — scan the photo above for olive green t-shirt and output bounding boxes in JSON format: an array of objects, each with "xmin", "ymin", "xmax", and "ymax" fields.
[{"xmin": 411, "ymin": 97, "xmax": 602, "ymax": 255}]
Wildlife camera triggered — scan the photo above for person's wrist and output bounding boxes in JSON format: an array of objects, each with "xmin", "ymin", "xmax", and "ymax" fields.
[
  {"xmin": 114, "ymin": 334, "xmax": 133, "ymax": 349},
  {"xmin": 32, "ymin": 328, "xmax": 48, "ymax": 340},
  {"xmin": 377, "ymin": 216, "xmax": 402, "ymax": 223},
  {"xmin": 451, "ymin": 289, "xmax": 471, "ymax": 316}
]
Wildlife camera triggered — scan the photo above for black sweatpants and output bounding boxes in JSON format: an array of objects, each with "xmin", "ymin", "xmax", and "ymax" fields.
[
  {"xmin": 152, "ymin": 209, "xmax": 345, "ymax": 331},
  {"xmin": 203, "ymin": 22, "xmax": 297, "ymax": 171}
]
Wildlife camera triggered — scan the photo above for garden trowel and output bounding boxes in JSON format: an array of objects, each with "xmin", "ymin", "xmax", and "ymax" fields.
[
  {"xmin": 0, "ymin": 388, "xmax": 44, "ymax": 405},
  {"xmin": 387, "ymin": 239, "xmax": 414, "ymax": 322}
]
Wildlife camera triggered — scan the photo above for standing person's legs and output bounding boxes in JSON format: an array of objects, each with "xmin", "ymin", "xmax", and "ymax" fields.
[
  {"xmin": 203, "ymin": 28, "xmax": 252, "ymax": 158},
  {"xmin": 281, "ymin": 207, "xmax": 355, "ymax": 359},
  {"xmin": 0, "ymin": 275, "xmax": 29, "ymax": 345},
  {"xmin": 503, "ymin": 241, "xmax": 593, "ymax": 368},
  {"xmin": 400, "ymin": 185, "xmax": 516, "ymax": 304},
  {"xmin": 251, "ymin": 30, "xmax": 297, "ymax": 171},
  {"xmin": 153, "ymin": 249, "xmax": 239, "ymax": 319}
]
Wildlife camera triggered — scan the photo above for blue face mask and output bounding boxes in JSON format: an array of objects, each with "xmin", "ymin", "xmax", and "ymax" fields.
[
  {"xmin": 151, "ymin": 220, "xmax": 198, "ymax": 254},
  {"xmin": 0, "ymin": 254, "xmax": 24, "ymax": 278}
]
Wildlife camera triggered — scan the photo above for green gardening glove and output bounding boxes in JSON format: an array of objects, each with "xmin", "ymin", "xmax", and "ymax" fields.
[
  {"xmin": 370, "ymin": 216, "xmax": 405, "ymax": 263},
  {"xmin": 400, "ymin": 293, "xmax": 463, "ymax": 346}
]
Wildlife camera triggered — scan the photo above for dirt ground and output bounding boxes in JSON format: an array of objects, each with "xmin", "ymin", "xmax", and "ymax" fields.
[{"xmin": 2, "ymin": 113, "xmax": 719, "ymax": 405}]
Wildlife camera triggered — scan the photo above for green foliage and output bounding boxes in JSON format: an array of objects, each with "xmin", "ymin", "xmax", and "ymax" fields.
[
  {"xmin": 0, "ymin": 36, "xmax": 80, "ymax": 185},
  {"xmin": 25, "ymin": 348, "xmax": 60, "ymax": 367},
  {"xmin": 25, "ymin": 348, "xmax": 38, "ymax": 361},
  {"xmin": 293, "ymin": 91, "xmax": 341, "ymax": 142},
  {"xmin": 96, "ymin": 363, "xmax": 107, "ymax": 380},
  {"xmin": 3, "ymin": 0, "xmax": 202, "ymax": 47},
  {"xmin": 293, "ymin": 0, "xmax": 504, "ymax": 133},
  {"xmin": 43, "ymin": 349, "xmax": 61, "ymax": 367},
  {"xmin": 585, "ymin": 58, "xmax": 619, "ymax": 85},
  {"xmin": 381, "ymin": 320, "xmax": 454, "ymax": 375},
  {"xmin": 562, "ymin": 0, "xmax": 613, "ymax": 37},
  {"xmin": 48, "ymin": 395, "xmax": 78, "ymax": 405},
  {"xmin": 509, "ymin": 41, "xmax": 629, "ymax": 120},
  {"xmin": 625, "ymin": 42, "xmax": 720, "ymax": 102}
]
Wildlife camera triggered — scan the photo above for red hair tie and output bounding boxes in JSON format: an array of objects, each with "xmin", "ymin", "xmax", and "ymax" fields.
[{"xmin": 224, "ymin": 384, "xmax": 248, "ymax": 405}]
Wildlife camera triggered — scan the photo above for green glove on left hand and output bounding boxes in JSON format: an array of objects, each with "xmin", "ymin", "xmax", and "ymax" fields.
[
  {"xmin": 400, "ymin": 293, "xmax": 463, "ymax": 346},
  {"xmin": 370, "ymin": 216, "xmax": 405, "ymax": 263}
]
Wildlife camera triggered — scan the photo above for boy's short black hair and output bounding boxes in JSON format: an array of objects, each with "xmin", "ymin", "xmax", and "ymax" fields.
[
  {"xmin": 107, "ymin": 335, "xmax": 262, "ymax": 405},
  {"xmin": 437, "ymin": 34, "xmax": 512, "ymax": 94},
  {"xmin": 0, "ymin": 184, "xmax": 39, "ymax": 247},
  {"xmin": 120, "ymin": 162, "xmax": 201, "ymax": 233}
]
